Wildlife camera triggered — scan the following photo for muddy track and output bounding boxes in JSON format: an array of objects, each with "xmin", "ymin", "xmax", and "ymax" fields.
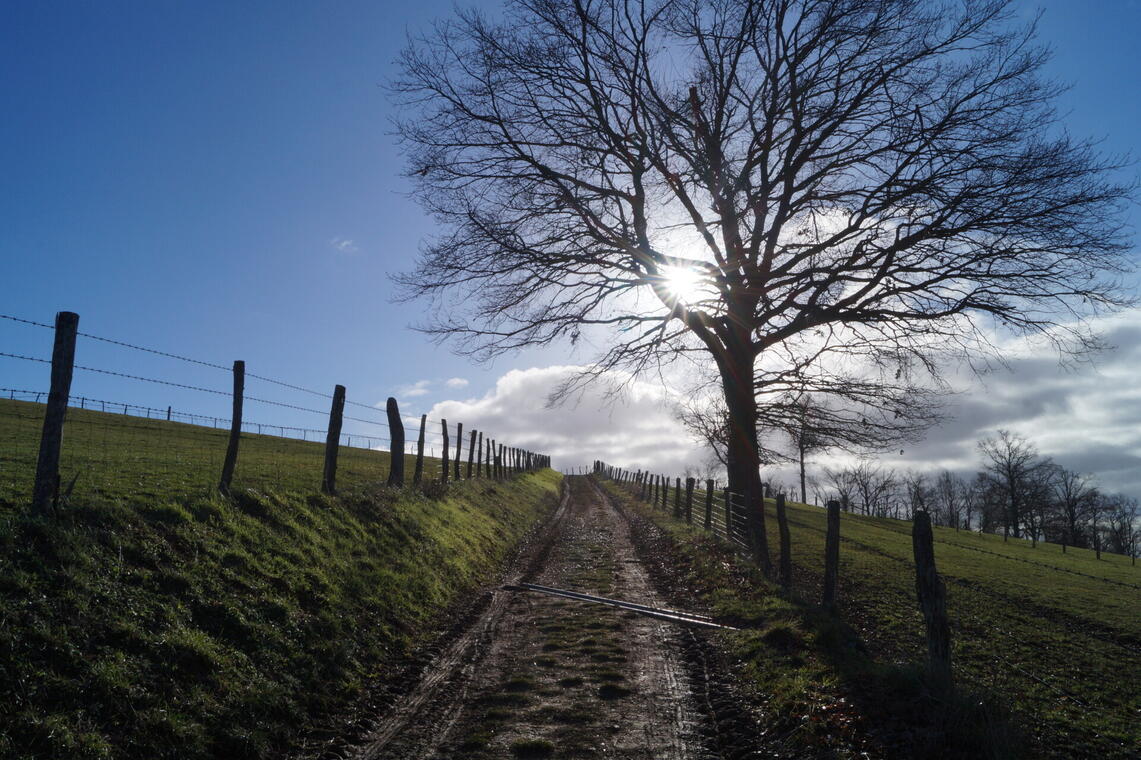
[{"xmin": 344, "ymin": 475, "xmax": 719, "ymax": 759}]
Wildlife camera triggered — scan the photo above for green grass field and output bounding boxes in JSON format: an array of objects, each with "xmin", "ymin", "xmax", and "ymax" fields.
[
  {"xmin": 0, "ymin": 399, "xmax": 561, "ymax": 759},
  {"xmin": 612, "ymin": 480, "xmax": 1139, "ymax": 759},
  {"xmin": 0, "ymin": 398, "xmax": 450, "ymax": 507}
]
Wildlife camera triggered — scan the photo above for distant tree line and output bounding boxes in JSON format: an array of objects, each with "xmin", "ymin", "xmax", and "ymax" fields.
[{"xmin": 812, "ymin": 430, "xmax": 1138, "ymax": 558}]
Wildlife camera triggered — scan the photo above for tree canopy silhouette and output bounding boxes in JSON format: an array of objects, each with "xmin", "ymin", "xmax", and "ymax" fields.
[{"xmin": 394, "ymin": 0, "xmax": 1134, "ymax": 570}]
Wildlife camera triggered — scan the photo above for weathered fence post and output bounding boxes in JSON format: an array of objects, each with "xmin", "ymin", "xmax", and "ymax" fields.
[
  {"xmin": 453, "ymin": 422, "xmax": 463, "ymax": 480},
  {"xmin": 440, "ymin": 420, "xmax": 450, "ymax": 484},
  {"xmin": 776, "ymin": 492, "xmax": 792, "ymax": 592},
  {"xmin": 32, "ymin": 311, "xmax": 79, "ymax": 514},
  {"xmin": 166, "ymin": 405, "xmax": 172, "ymax": 421},
  {"xmin": 467, "ymin": 429, "xmax": 476, "ymax": 478},
  {"xmin": 912, "ymin": 510, "xmax": 952, "ymax": 685},
  {"xmin": 413, "ymin": 414, "xmax": 427, "ymax": 485},
  {"xmin": 386, "ymin": 397, "xmax": 405, "ymax": 487},
  {"xmin": 684, "ymin": 477, "xmax": 695, "ymax": 524},
  {"xmin": 476, "ymin": 431, "xmax": 484, "ymax": 477},
  {"xmin": 823, "ymin": 500, "xmax": 841, "ymax": 609},
  {"xmin": 704, "ymin": 479, "xmax": 714, "ymax": 531},
  {"xmin": 218, "ymin": 360, "xmax": 245, "ymax": 495},
  {"xmin": 724, "ymin": 489, "xmax": 733, "ymax": 540},
  {"xmin": 662, "ymin": 476, "xmax": 669, "ymax": 511},
  {"xmin": 321, "ymin": 384, "xmax": 346, "ymax": 495},
  {"xmin": 673, "ymin": 477, "xmax": 682, "ymax": 518}
]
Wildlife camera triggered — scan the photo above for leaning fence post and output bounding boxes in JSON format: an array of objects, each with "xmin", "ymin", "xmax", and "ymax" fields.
[
  {"xmin": 386, "ymin": 397, "xmax": 405, "ymax": 487},
  {"xmin": 321, "ymin": 384, "xmax": 346, "ymax": 494},
  {"xmin": 440, "ymin": 420, "xmax": 450, "ymax": 484},
  {"xmin": 32, "ymin": 311, "xmax": 79, "ymax": 514},
  {"xmin": 913, "ymin": 510, "xmax": 952, "ymax": 684},
  {"xmin": 218, "ymin": 360, "xmax": 245, "ymax": 495},
  {"xmin": 823, "ymin": 500, "xmax": 841, "ymax": 609},
  {"xmin": 684, "ymin": 477, "xmax": 695, "ymax": 524},
  {"xmin": 776, "ymin": 492, "xmax": 792, "ymax": 592},
  {"xmin": 703, "ymin": 479, "xmax": 714, "ymax": 531},
  {"xmin": 413, "ymin": 414, "xmax": 427, "ymax": 485}
]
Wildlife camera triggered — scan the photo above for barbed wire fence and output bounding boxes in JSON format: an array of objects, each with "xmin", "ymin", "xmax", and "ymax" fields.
[
  {"xmin": 1, "ymin": 311, "xmax": 550, "ymax": 511},
  {"xmin": 590, "ymin": 459, "xmax": 1138, "ymax": 758}
]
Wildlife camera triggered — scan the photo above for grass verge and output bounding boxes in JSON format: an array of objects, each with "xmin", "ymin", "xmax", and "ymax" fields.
[
  {"xmin": 0, "ymin": 470, "xmax": 561, "ymax": 759},
  {"xmin": 604, "ymin": 481, "xmax": 1029, "ymax": 759}
]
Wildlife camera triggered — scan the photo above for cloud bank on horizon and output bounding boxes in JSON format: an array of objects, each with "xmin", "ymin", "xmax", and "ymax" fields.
[{"xmin": 424, "ymin": 309, "xmax": 1141, "ymax": 499}]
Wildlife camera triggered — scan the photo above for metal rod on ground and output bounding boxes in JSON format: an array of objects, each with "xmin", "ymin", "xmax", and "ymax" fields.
[
  {"xmin": 413, "ymin": 414, "xmax": 426, "ymax": 485},
  {"xmin": 386, "ymin": 397, "xmax": 405, "ymax": 487},
  {"xmin": 32, "ymin": 311, "xmax": 79, "ymax": 515},
  {"xmin": 218, "ymin": 360, "xmax": 245, "ymax": 495},
  {"xmin": 321, "ymin": 384, "xmax": 346, "ymax": 495}
]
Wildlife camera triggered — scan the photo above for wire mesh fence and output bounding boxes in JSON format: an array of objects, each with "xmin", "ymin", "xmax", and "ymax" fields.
[
  {"xmin": 593, "ymin": 461, "xmax": 1140, "ymax": 757},
  {"xmin": 1, "ymin": 312, "xmax": 549, "ymax": 510}
]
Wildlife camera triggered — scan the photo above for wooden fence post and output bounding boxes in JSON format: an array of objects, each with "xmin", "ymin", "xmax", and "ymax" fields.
[
  {"xmin": 453, "ymin": 422, "xmax": 463, "ymax": 480},
  {"xmin": 321, "ymin": 384, "xmax": 346, "ymax": 495},
  {"xmin": 413, "ymin": 414, "xmax": 426, "ymax": 485},
  {"xmin": 498, "ymin": 443, "xmax": 505, "ymax": 479},
  {"xmin": 467, "ymin": 429, "xmax": 476, "ymax": 478},
  {"xmin": 776, "ymin": 492, "xmax": 792, "ymax": 592},
  {"xmin": 685, "ymin": 477, "xmax": 695, "ymax": 524},
  {"xmin": 441, "ymin": 420, "xmax": 450, "ymax": 484},
  {"xmin": 386, "ymin": 397, "xmax": 405, "ymax": 487},
  {"xmin": 32, "ymin": 311, "xmax": 79, "ymax": 514},
  {"xmin": 661, "ymin": 476, "xmax": 669, "ymax": 511},
  {"xmin": 476, "ymin": 431, "xmax": 484, "ymax": 477},
  {"xmin": 218, "ymin": 360, "xmax": 245, "ymax": 495},
  {"xmin": 823, "ymin": 500, "xmax": 841, "ymax": 609},
  {"xmin": 724, "ymin": 489, "xmax": 733, "ymax": 540},
  {"xmin": 166, "ymin": 405, "xmax": 172, "ymax": 421},
  {"xmin": 673, "ymin": 477, "xmax": 682, "ymax": 518},
  {"xmin": 912, "ymin": 510, "xmax": 952, "ymax": 684},
  {"xmin": 703, "ymin": 479, "xmax": 714, "ymax": 531}
]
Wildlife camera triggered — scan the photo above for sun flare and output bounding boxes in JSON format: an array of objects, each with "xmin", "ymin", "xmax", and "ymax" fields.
[{"xmin": 660, "ymin": 265, "xmax": 706, "ymax": 305}]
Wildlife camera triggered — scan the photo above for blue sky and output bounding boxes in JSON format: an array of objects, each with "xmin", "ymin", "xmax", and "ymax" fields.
[{"xmin": 2, "ymin": 1, "xmax": 1139, "ymax": 480}]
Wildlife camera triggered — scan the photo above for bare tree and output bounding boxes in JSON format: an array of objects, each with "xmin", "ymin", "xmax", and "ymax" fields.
[
  {"xmin": 1102, "ymin": 494, "xmax": 1139, "ymax": 560},
  {"xmin": 394, "ymin": 0, "xmax": 1134, "ymax": 569},
  {"xmin": 977, "ymin": 430, "xmax": 1053, "ymax": 539},
  {"xmin": 1048, "ymin": 465, "xmax": 1100, "ymax": 548}
]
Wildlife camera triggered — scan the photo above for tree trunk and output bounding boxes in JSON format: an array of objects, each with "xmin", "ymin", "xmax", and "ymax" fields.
[{"xmin": 721, "ymin": 357, "xmax": 771, "ymax": 576}]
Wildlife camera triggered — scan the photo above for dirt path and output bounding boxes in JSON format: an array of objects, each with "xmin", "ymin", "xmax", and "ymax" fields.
[{"xmin": 347, "ymin": 475, "xmax": 715, "ymax": 760}]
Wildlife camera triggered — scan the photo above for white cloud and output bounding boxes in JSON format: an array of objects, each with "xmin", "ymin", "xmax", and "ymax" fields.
[
  {"xmin": 329, "ymin": 236, "xmax": 359, "ymax": 253},
  {"xmin": 427, "ymin": 365, "xmax": 708, "ymax": 475},
  {"xmin": 396, "ymin": 380, "xmax": 432, "ymax": 398},
  {"xmin": 419, "ymin": 307, "xmax": 1141, "ymax": 500},
  {"xmin": 445, "ymin": 377, "xmax": 469, "ymax": 389}
]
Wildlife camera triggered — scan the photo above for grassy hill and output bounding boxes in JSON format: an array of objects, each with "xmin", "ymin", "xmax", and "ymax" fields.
[
  {"xmin": 608, "ymin": 481, "xmax": 1139, "ymax": 759},
  {"xmin": 0, "ymin": 399, "xmax": 561, "ymax": 759}
]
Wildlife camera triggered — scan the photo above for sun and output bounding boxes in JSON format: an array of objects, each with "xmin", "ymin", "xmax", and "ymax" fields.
[{"xmin": 660, "ymin": 264, "xmax": 706, "ymax": 305}]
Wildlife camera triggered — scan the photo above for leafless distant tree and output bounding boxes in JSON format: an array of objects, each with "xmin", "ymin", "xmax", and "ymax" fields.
[
  {"xmin": 394, "ymin": 0, "xmax": 1135, "ymax": 568},
  {"xmin": 977, "ymin": 430, "xmax": 1053, "ymax": 539},
  {"xmin": 1048, "ymin": 465, "xmax": 1100, "ymax": 548},
  {"xmin": 1102, "ymin": 494, "xmax": 1139, "ymax": 560}
]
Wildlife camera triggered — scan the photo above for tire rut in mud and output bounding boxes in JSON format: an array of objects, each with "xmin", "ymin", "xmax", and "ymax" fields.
[{"xmin": 345, "ymin": 475, "xmax": 718, "ymax": 759}]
